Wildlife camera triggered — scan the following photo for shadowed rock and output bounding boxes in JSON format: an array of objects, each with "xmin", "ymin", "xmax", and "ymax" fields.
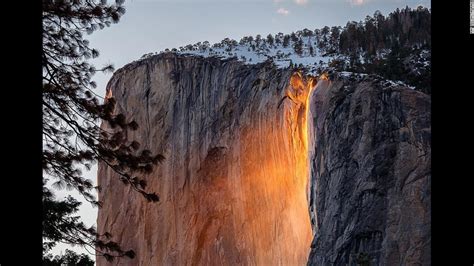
[{"xmin": 307, "ymin": 77, "xmax": 431, "ymax": 265}]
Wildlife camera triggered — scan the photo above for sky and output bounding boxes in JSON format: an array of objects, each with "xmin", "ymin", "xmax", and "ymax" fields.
[{"xmin": 49, "ymin": 0, "xmax": 430, "ymax": 258}]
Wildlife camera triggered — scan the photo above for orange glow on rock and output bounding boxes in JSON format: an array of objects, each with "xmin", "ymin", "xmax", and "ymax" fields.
[
  {"xmin": 98, "ymin": 68, "xmax": 328, "ymax": 266},
  {"xmin": 104, "ymin": 88, "xmax": 113, "ymax": 102},
  {"xmin": 286, "ymin": 71, "xmax": 318, "ymax": 152},
  {"xmin": 272, "ymin": 71, "xmax": 319, "ymax": 262},
  {"xmin": 318, "ymin": 72, "xmax": 329, "ymax": 81}
]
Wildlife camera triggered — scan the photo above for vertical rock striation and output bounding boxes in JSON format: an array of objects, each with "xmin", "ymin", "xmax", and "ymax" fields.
[
  {"xmin": 97, "ymin": 53, "xmax": 313, "ymax": 265},
  {"xmin": 97, "ymin": 53, "xmax": 430, "ymax": 266},
  {"xmin": 307, "ymin": 77, "xmax": 431, "ymax": 265}
]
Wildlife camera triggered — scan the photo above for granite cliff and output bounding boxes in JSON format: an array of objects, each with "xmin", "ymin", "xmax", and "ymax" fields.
[
  {"xmin": 97, "ymin": 53, "xmax": 430, "ymax": 265},
  {"xmin": 307, "ymin": 77, "xmax": 431, "ymax": 265}
]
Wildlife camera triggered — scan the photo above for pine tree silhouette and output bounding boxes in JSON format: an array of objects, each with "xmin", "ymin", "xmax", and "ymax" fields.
[{"xmin": 43, "ymin": 0, "xmax": 164, "ymax": 262}]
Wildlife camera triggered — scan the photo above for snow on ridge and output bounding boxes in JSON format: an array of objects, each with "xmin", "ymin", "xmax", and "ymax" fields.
[
  {"xmin": 172, "ymin": 36, "xmax": 336, "ymax": 75},
  {"xmin": 136, "ymin": 33, "xmax": 346, "ymax": 76},
  {"xmin": 337, "ymin": 71, "xmax": 416, "ymax": 89},
  {"xmin": 136, "ymin": 31, "xmax": 427, "ymax": 89}
]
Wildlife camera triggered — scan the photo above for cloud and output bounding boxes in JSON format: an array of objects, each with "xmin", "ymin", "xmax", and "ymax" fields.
[
  {"xmin": 276, "ymin": 7, "xmax": 290, "ymax": 15},
  {"xmin": 273, "ymin": 0, "xmax": 284, "ymax": 3},
  {"xmin": 294, "ymin": 0, "xmax": 308, "ymax": 5},
  {"xmin": 348, "ymin": 0, "xmax": 368, "ymax": 5}
]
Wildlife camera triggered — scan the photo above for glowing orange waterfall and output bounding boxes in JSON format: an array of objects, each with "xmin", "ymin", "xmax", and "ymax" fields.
[{"xmin": 272, "ymin": 71, "xmax": 320, "ymax": 264}]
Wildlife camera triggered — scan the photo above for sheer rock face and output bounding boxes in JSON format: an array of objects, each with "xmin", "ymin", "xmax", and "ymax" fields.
[
  {"xmin": 97, "ymin": 53, "xmax": 313, "ymax": 266},
  {"xmin": 97, "ymin": 53, "xmax": 431, "ymax": 266},
  {"xmin": 307, "ymin": 79, "xmax": 431, "ymax": 265}
]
